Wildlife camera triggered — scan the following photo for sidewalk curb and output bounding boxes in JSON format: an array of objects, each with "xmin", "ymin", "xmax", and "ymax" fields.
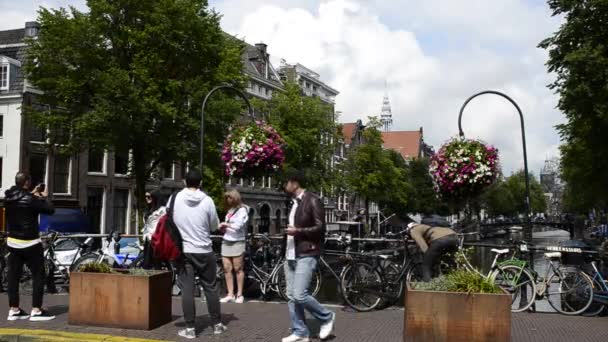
[{"xmin": 0, "ymin": 329, "xmax": 170, "ymax": 342}]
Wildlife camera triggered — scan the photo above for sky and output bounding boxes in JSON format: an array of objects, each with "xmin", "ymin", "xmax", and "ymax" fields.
[{"xmin": 0, "ymin": 0, "xmax": 564, "ymax": 176}]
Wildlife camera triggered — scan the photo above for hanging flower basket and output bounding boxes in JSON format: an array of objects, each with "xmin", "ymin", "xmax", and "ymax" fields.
[
  {"xmin": 429, "ymin": 138, "xmax": 500, "ymax": 200},
  {"xmin": 221, "ymin": 120, "xmax": 285, "ymax": 177}
]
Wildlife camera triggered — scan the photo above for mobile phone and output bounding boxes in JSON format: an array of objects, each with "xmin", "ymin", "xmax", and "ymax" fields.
[{"xmin": 38, "ymin": 183, "xmax": 46, "ymax": 192}]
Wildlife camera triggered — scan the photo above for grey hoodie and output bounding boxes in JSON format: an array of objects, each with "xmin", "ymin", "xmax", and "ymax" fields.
[{"xmin": 171, "ymin": 189, "xmax": 219, "ymax": 254}]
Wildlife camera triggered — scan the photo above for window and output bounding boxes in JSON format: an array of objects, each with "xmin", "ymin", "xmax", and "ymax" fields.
[
  {"xmin": 161, "ymin": 161, "xmax": 174, "ymax": 180},
  {"xmin": 0, "ymin": 157, "xmax": 3, "ymax": 189},
  {"xmin": 53, "ymin": 155, "xmax": 70, "ymax": 194},
  {"xmin": 112, "ymin": 189, "xmax": 129, "ymax": 233},
  {"xmin": 30, "ymin": 124, "xmax": 47, "ymax": 143},
  {"xmin": 29, "ymin": 153, "xmax": 47, "ymax": 188},
  {"xmin": 114, "ymin": 149, "xmax": 129, "ymax": 175},
  {"xmin": 88, "ymin": 149, "xmax": 105, "ymax": 173},
  {"xmin": 87, "ymin": 187, "xmax": 105, "ymax": 233},
  {"xmin": 0, "ymin": 64, "xmax": 7, "ymax": 90},
  {"xmin": 0, "ymin": 115, "xmax": 3, "ymax": 137}
]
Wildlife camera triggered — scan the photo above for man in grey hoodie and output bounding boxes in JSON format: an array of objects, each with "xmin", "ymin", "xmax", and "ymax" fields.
[{"xmin": 172, "ymin": 170, "xmax": 226, "ymax": 339}]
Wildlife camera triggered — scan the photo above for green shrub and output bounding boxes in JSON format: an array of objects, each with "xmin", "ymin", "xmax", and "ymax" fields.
[
  {"xmin": 78, "ymin": 262, "xmax": 113, "ymax": 273},
  {"xmin": 411, "ymin": 269, "xmax": 502, "ymax": 294}
]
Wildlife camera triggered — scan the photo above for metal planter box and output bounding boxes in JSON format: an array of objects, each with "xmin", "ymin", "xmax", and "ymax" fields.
[
  {"xmin": 404, "ymin": 288, "xmax": 511, "ymax": 342},
  {"xmin": 69, "ymin": 270, "xmax": 172, "ymax": 330}
]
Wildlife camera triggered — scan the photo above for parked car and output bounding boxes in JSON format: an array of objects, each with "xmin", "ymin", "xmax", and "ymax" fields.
[{"xmin": 40, "ymin": 208, "xmax": 91, "ymax": 234}]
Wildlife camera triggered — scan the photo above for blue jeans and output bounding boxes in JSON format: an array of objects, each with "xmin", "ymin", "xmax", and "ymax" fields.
[{"xmin": 285, "ymin": 257, "xmax": 333, "ymax": 337}]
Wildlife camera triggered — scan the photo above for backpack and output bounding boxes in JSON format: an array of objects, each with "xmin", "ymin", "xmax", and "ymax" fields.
[{"xmin": 151, "ymin": 192, "xmax": 183, "ymax": 261}]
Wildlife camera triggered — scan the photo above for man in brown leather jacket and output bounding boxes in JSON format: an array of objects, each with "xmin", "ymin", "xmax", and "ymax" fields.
[{"xmin": 282, "ymin": 171, "xmax": 335, "ymax": 342}]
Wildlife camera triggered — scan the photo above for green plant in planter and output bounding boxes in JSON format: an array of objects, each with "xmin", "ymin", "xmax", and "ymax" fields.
[
  {"xmin": 412, "ymin": 269, "xmax": 502, "ymax": 294},
  {"xmin": 78, "ymin": 262, "xmax": 113, "ymax": 274}
]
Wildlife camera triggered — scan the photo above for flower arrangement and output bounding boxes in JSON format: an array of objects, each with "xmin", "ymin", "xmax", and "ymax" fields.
[
  {"xmin": 429, "ymin": 138, "xmax": 499, "ymax": 199},
  {"xmin": 221, "ymin": 120, "xmax": 285, "ymax": 177}
]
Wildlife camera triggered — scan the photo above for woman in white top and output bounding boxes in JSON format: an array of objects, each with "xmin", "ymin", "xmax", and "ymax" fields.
[
  {"xmin": 141, "ymin": 190, "xmax": 167, "ymax": 268},
  {"xmin": 219, "ymin": 189, "xmax": 249, "ymax": 303}
]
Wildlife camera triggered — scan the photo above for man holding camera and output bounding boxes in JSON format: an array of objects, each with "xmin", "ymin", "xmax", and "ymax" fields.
[{"xmin": 4, "ymin": 172, "xmax": 55, "ymax": 321}]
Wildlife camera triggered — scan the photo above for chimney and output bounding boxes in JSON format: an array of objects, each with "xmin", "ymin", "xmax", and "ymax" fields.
[
  {"xmin": 25, "ymin": 21, "xmax": 40, "ymax": 38},
  {"xmin": 255, "ymin": 43, "xmax": 269, "ymax": 78},
  {"xmin": 255, "ymin": 43, "xmax": 268, "ymax": 56}
]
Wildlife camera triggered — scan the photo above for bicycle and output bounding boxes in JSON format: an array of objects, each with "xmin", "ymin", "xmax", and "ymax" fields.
[
  {"xmin": 495, "ymin": 241, "xmax": 595, "ymax": 315},
  {"xmin": 583, "ymin": 257, "xmax": 607, "ymax": 316},
  {"xmin": 339, "ymin": 229, "xmax": 418, "ymax": 312},
  {"xmin": 448, "ymin": 233, "xmax": 538, "ymax": 313},
  {"xmin": 71, "ymin": 231, "xmax": 138, "ymax": 271},
  {"xmin": 215, "ymin": 233, "xmax": 320, "ymax": 301}
]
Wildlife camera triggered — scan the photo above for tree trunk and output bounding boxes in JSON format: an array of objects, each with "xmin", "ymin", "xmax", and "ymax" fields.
[{"xmin": 132, "ymin": 145, "xmax": 148, "ymax": 233}]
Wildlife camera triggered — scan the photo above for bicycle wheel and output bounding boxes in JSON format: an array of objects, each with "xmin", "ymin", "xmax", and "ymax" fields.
[
  {"xmin": 546, "ymin": 268, "xmax": 594, "ymax": 315},
  {"xmin": 340, "ymin": 262, "xmax": 383, "ymax": 312},
  {"xmin": 492, "ymin": 265, "xmax": 536, "ymax": 313},
  {"xmin": 379, "ymin": 263, "xmax": 404, "ymax": 308},
  {"xmin": 405, "ymin": 263, "xmax": 424, "ymax": 290},
  {"xmin": 275, "ymin": 261, "xmax": 321, "ymax": 301},
  {"xmin": 583, "ymin": 275, "xmax": 606, "ymax": 317}
]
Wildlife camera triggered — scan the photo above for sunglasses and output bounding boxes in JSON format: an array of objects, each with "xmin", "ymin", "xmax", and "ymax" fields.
[{"xmin": 145, "ymin": 195, "xmax": 152, "ymax": 199}]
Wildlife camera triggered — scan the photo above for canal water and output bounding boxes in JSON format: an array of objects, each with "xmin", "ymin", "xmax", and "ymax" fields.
[{"xmin": 315, "ymin": 226, "xmax": 574, "ymax": 312}]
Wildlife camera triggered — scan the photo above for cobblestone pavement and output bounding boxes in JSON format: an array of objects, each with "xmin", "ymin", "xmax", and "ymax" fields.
[{"xmin": 0, "ymin": 294, "xmax": 606, "ymax": 341}]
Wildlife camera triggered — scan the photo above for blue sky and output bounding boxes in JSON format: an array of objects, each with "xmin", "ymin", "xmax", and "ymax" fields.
[{"xmin": 1, "ymin": 0, "xmax": 564, "ymax": 175}]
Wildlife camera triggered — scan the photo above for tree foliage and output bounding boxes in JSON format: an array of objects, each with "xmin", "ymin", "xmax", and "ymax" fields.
[
  {"xmin": 406, "ymin": 157, "xmax": 450, "ymax": 216},
  {"xmin": 253, "ymin": 82, "xmax": 340, "ymax": 193},
  {"xmin": 481, "ymin": 170, "xmax": 547, "ymax": 217},
  {"xmin": 24, "ymin": 0, "xmax": 246, "ymax": 215},
  {"xmin": 539, "ymin": 0, "xmax": 608, "ymax": 212},
  {"xmin": 343, "ymin": 117, "xmax": 410, "ymax": 216}
]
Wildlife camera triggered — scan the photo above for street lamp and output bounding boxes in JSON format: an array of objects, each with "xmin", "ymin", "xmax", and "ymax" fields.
[
  {"xmin": 200, "ymin": 85, "xmax": 255, "ymax": 173},
  {"xmin": 457, "ymin": 90, "xmax": 532, "ymax": 242}
]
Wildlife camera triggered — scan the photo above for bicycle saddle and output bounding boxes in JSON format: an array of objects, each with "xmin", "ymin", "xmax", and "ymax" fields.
[
  {"xmin": 544, "ymin": 252, "xmax": 562, "ymax": 259},
  {"xmin": 491, "ymin": 248, "xmax": 510, "ymax": 255}
]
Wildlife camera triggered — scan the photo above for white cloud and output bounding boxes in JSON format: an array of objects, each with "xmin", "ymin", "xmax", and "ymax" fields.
[
  {"xmin": 216, "ymin": 0, "xmax": 563, "ymax": 175},
  {"xmin": 0, "ymin": 1, "xmax": 88, "ymax": 30},
  {"xmin": 2, "ymin": 0, "xmax": 564, "ymax": 175}
]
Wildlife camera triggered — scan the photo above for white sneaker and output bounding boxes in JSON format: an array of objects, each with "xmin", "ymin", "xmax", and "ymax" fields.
[
  {"xmin": 281, "ymin": 334, "xmax": 310, "ymax": 342},
  {"xmin": 220, "ymin": 295, "xmax": 235, "ymax": 303},
  {"xmin": 29, "ymin": 310, "xmax": 55, "ymax": 321},
  {"xmin": 213, "ymin": 323, "xmax": 227, "ymax": 335},
  {"xmin": 319, "ymin": 312, "xmax": 335, "ymax": 340},
  {"xmin": 7, "ymin": 309, "xmax": 29, "ymax": 321},
  {"xmin": 235, "ymin": 295, "xmax": 245, "ymax": 304},
  {"xmin": 178, "ymin": 328, "xmax": 196, "ymax": 339}
]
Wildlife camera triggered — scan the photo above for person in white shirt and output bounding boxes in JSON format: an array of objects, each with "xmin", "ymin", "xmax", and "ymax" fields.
[{"xmin": 219, "ymin": 189, "xmax": 249, "ymax": 304}]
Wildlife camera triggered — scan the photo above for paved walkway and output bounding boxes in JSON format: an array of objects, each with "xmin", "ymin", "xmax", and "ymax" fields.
[{"xmin": 0, "ymin": 294, "xmax": 606, "ymax": 341}]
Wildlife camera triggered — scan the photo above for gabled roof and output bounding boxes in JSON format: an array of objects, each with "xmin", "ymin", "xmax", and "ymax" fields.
[
  {"xmin": 0, "ymin": 29, "xmax": 27, "ymax": 96},
  {"xmin": 0, "ymin": 29, "xmax": 25, "ymax": 45},
  {"xmin": 242, "ymin": 43, "xmax": 283, "ymax": 90},
  {"xmin": 341, "ymin": 122, "xmax": 357, "ymax": 145},
  {"xmin": 381, "ymin": 130, "xmax": 422, "ymax": 160}
]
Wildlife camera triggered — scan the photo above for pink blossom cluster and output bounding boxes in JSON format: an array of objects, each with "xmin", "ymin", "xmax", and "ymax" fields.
[
  {"xmin": 429, "ymin": 138, "xmax": 499, "ymax": 199},
  {"xmin": 221, "ymin": 121, "xmax": 285, "ymax": 177}
]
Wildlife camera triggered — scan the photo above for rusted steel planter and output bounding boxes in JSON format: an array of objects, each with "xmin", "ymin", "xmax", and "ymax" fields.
[
  {"xmin": 404, "ymin": 288, "xmax": 511, "ymax": 342},
  {"xmin": 69, "ymin": 270, "xmax": 172, "ymax": 330}
]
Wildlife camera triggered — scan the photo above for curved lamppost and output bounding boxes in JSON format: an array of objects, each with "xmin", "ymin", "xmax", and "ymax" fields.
[
  {"xmin": 200, "ymin": 85, "xmax": 254, "ymax": 173},
  {"xmin": 457, "ymin": 90, "xmax": 532, "ymax": 241}
]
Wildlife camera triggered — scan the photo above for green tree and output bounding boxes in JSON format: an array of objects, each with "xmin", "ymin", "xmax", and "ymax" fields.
[
  {"xmin": 343, "ymin": 117, "xmax": 410, "ymax": 220},
  {"xmin": 481, "ymin": 178, "xmax": 516, "ymax": 217},
  {"xmin": 406, "ymin": 157, "xmax": 450, "ymax": 216},
  {"xmin": 24, "ymin": 0, "xmax": 245, "ymax": 218},
  {"xmin": 503, "ymin": 170, "xmax": 547, "ymax": 215},
  {"xmin": 539, "ymin": 0, "xmax": 608, "ymax": 212},
  {"xmin": 253, "ymin": 82, "xmax": 340, "ymax": 193}
]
